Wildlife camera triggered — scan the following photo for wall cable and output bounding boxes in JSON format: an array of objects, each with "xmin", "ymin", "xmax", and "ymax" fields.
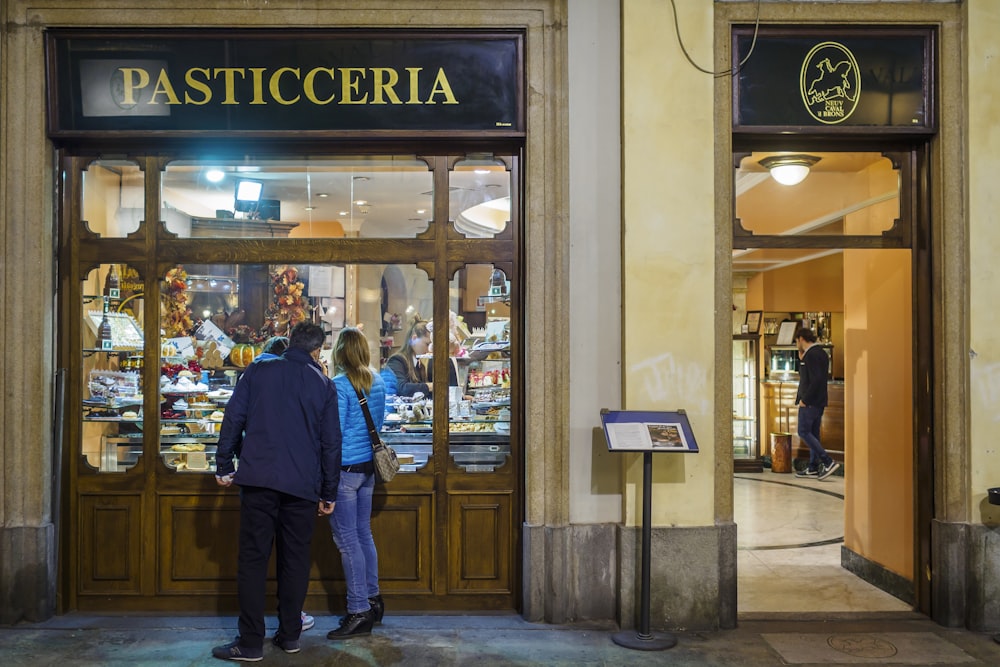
[{"xmin": 668, "ymin": 0, "xmax": 761, "ymax": 78}]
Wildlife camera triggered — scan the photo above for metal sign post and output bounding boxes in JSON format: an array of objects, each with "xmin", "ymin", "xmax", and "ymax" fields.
[{"xmin": 600, "ymin": 409, "xmax": 699, "ymax": 652}]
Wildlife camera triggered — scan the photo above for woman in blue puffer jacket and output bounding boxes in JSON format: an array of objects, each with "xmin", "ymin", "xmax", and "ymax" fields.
[{"xmin": 327, "ymin": 327, "xmax": 386, "ymax": 640}]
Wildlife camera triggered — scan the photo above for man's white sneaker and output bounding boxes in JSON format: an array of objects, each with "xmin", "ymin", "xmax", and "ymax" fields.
[{"xmin": 818, "ymin": 461, "xmax": 841, "ymax": 480}]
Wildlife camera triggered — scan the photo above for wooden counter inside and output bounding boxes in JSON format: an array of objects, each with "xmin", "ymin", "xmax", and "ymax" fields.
[{"xmin": 761, "ymin": 380, "xmax": 844, "ymax": 463}]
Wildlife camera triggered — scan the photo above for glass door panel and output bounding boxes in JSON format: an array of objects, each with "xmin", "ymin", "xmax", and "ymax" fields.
[{"xmin": 80, "ymin": 263, "xmax": 145, "ymax": 472}]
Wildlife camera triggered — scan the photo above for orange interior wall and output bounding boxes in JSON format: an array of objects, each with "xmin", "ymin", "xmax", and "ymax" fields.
[
  {"xmin": 760, "ymin": 254, "xmax": 844, "ymax": 313},
  {"xmin": 842, "ymin": 164, "xmax": 913, "ymax": 579},
  {"xmin": 751, "ymin": 255, "xmax": 845, "ymax": 378}
]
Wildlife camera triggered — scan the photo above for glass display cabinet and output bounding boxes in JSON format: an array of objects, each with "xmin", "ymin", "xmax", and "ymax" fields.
[{"xmin": 733, "ymin": 334, "xmax": 762, "ymax": 472}]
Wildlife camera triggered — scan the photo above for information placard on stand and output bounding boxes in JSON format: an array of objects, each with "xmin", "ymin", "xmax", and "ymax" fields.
[{"xmin": 600, "ymin": 408, "xmax": 699, "ymax": 652}]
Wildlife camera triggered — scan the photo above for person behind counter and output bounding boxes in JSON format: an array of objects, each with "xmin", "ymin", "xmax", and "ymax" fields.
[
  {"xmin": 327, "ymin": 326, "xmax": 386, "ymax": 640},
  {"xmin": 383, "ymin": 319, "xmax": 459, "ymax": 397},
  {"xmin": 793, "ymin": 326, "xmax": 841, "ymax": 481}
]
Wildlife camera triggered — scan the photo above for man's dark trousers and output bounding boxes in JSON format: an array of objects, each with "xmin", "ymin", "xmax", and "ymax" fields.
[{"xmin": 236, "ymin": 485, "xmax": 316, "ymax": 648}]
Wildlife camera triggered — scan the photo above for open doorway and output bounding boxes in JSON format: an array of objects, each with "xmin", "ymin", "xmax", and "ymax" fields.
[{"xmin": 731, "ymin": 150, "xmax": 927, "ymax": 615}]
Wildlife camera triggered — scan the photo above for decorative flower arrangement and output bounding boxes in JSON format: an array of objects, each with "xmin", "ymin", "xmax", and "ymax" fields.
[
  {"xmin": 264, "ymin": 265, "xmax": 309, "ymax": 335},
  {"xmin": 161, "ymin": 266, "xmax": 194, "ymax": 338},
  {"xmin": 226, "ymin": 324, "xmax": 268, "ymax": 345}
]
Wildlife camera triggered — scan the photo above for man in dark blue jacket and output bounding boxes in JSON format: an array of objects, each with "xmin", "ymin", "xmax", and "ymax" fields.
[
  {"xmin": 212, "ymin": 322, "xmax": 341, "ymax": 662},
  {"xmin": 793, "ymin": 326, "xmax": 840, "ymax": 481}
]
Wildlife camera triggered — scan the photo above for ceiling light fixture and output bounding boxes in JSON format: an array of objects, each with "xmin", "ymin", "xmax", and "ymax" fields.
[
  {"xmin": 205, "ymin": 169, "xmax": 225, "ymax": 183},
  {"xmin": 759, "ymin": 154, "xmax": 821, "ymax": 186}
]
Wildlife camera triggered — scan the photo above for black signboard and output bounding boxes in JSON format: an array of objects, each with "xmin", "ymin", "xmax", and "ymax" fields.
[
  {"xmin": 733, "ymin": 27, "xmax": 933, "ymax": 133},
  {"xmin": 46, "ymin": 30, "xmax": 523, "ymax": 137}
]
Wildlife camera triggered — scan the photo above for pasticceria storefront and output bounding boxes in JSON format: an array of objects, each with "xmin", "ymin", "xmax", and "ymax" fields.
[{"xmin": 51, "ymin": 29, "xmax": 526, "ymax": 613}]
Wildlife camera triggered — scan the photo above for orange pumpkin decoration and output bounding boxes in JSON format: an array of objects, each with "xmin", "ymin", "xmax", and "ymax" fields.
[{"xmin": 229, "ymin": 343, "xmax": 259, "ymax": 368}]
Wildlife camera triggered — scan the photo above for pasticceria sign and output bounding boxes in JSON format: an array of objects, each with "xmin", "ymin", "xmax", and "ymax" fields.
[{"xmin": 46, "ymin": 30, "xmax": 524, "ymax": 137}]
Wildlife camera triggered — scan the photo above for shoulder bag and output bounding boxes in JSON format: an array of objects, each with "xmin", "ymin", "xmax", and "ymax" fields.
[{"xmin": 354, "ymin": 385, "xmax": 400, "ymax": 483}]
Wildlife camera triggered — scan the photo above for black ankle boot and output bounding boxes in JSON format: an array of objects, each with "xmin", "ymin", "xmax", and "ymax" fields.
[
  {"xmin": 368, "ymin": 595, "xmax": 384, "ymax": 625},
  {"xmin": 326, "ymin": 609, "xmax": 374, "ymax": 640}
]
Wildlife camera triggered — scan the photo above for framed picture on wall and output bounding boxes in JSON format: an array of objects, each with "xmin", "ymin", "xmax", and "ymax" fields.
[
  {"xmin": 776, "ymin": 320, "xmax": 798, "ymax": 345},
  {"xmin": 745, "ymin": 310, "xmax": 762, "ymax": 334}
]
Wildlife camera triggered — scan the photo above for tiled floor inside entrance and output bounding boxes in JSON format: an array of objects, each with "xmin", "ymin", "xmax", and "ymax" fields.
[{"xmin": 735, "ymin": 471, "xmax": 912, "ymax": 615}]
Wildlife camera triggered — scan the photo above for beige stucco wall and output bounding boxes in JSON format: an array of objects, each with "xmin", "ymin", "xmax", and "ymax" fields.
[
  {"xmin": 622, "ymin": 0, "xmax": 716, "ymax": 526},
  {"xmin": 968, "ymin": 0, "xmax": 1000, "ymax": 526}
]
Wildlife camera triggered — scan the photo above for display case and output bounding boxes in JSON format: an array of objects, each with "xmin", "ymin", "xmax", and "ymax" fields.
[
  {"xmin": 766, "ymin": 343, "xmax": 833, "ymax": 380},
  {"xmin": 81, "ymin": 357, "xmax": 236, "ymax": 474},
  {"xmin": 379, "ymin": 334, "xmax": 512, "ymax": 474},
  {"xmin": 733, "ymin": 334, "xmax": 762, "ymax": 471}
]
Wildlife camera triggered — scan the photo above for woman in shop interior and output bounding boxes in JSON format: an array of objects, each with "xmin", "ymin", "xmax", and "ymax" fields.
[{"xmin": 383, "ymin": 317, "xmax": 464, "ymax": 399}]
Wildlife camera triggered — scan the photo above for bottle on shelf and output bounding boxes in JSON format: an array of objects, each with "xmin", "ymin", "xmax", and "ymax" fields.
[
  {"xmin": 104, "ymin": 263, "xmax": 121, "ymax": 308},
  {"xmin": 98, "ymin": 296, "xmax": 114, "ymax": 351}
]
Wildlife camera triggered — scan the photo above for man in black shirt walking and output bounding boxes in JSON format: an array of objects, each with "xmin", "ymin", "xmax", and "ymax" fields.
[{"xmin": 793, "ymin": 327, "xmax": 841, "ymax": 481}]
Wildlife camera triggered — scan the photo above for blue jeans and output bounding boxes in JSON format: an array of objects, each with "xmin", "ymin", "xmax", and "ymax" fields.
[
  {"xmin": 797, "ymin": 405, "xmax": 832, "ymax": 471},
  {"xmin": 329, "ymin": 470, "xmax": 380, "ymax": 614}
]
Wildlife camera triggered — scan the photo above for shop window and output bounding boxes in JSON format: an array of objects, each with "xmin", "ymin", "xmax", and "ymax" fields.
[
  {"xmin": 80, "ymin": 263, "xmax": 145, "ymax": 472},
  {"xmin": 161, "ymin": 156, "xmax": 433, "ymax": 239},
  {"xmin": 450, "ymin": 155, "xmax": 511, "ymax": 238},
  {"xmin": 80, "ymin": 160, "xmax": 145, "ymax": 238},
  {"xmin": 735, "ymin": 151, "xmax": 900, "ymax": 239}
]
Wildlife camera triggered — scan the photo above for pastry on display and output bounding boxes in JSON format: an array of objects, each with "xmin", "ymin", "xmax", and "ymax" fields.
[
  {"xmin": 161, "ymin": 373, "xmax": 209, "ymax": 393},
  {"xmin": 170, "ymin": 442, "xmax": 206, "ymax": 452}
]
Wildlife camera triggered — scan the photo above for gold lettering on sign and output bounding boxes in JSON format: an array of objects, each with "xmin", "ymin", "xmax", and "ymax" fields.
[
  {"xmin": 249, "ymin": 68, "xmax": 267, "ymax": 105},
  {"xmin": 120, "ymin": 68, "xmax": 150, "ymax": 106},
  {"xmin": 114, "ymin": 65, "xmax": 463, "ymax": 107},
  {"xmin": 406, "ymin": 67, "xmax": 422, "ymax": 104},
  {"xmin": 184, "ymin": 68, "xmax": 212, "ymax": 105},
  {"xmin": 371, "ymin": 68, "xmax": 401, "ymax": 105},
  {"xmin": 304, "ymin": 67, "xmax": 336, "ymax": 105},
  {"xmin": 426, "ymin": 68, "xmax": 458, "ymax": 104},
  {"xmin": 340, "ymin": 67, "xmax": 367, "ymax": 104},
  {"xmin": 150, "ymin": 70, "xmax": 181, "ymax": 105},
  {"xmin": 214, "ymin": 68, "xmax": 246, "ymax": 105},
  {"xmin": 270, "ymin": 67, "xmax": 301, "ymax": 105}
]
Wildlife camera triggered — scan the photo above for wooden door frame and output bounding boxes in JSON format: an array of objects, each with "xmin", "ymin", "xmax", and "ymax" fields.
[
  {"xmin": 57, "ymin": 147, "xmax": 524, "ymax": 613},
  {"xmin": 731, "ymin": 142, "xmax": 934, "ymax": 615}
]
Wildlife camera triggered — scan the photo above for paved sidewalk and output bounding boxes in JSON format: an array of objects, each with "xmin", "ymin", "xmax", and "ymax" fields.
[{"xmin": 1, "ymin": 612, "xmax": 999, "ymax": 666}]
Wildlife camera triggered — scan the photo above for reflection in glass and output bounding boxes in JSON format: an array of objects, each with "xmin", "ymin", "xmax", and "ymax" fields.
[
  {"xmin": 450, "ymin": 156, "xmax": 511, "ymax": 238},
  {"xmin": 81, "ymin": 160, "xmax": 144, "ymax": 238},
  {"xmin": 161, "ymin": 156, "xmax": 432, "ymax": 239}
]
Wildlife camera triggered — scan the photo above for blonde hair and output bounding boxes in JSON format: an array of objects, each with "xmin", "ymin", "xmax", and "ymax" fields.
[{"xmin": 333, "ymin": 327, "xmax": 374, "ymax": 392}]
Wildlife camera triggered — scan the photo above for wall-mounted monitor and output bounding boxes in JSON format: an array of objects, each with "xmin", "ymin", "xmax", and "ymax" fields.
[{"xmin": 257, "ymin": 199, "xmax": 281, "ymax": 221}]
